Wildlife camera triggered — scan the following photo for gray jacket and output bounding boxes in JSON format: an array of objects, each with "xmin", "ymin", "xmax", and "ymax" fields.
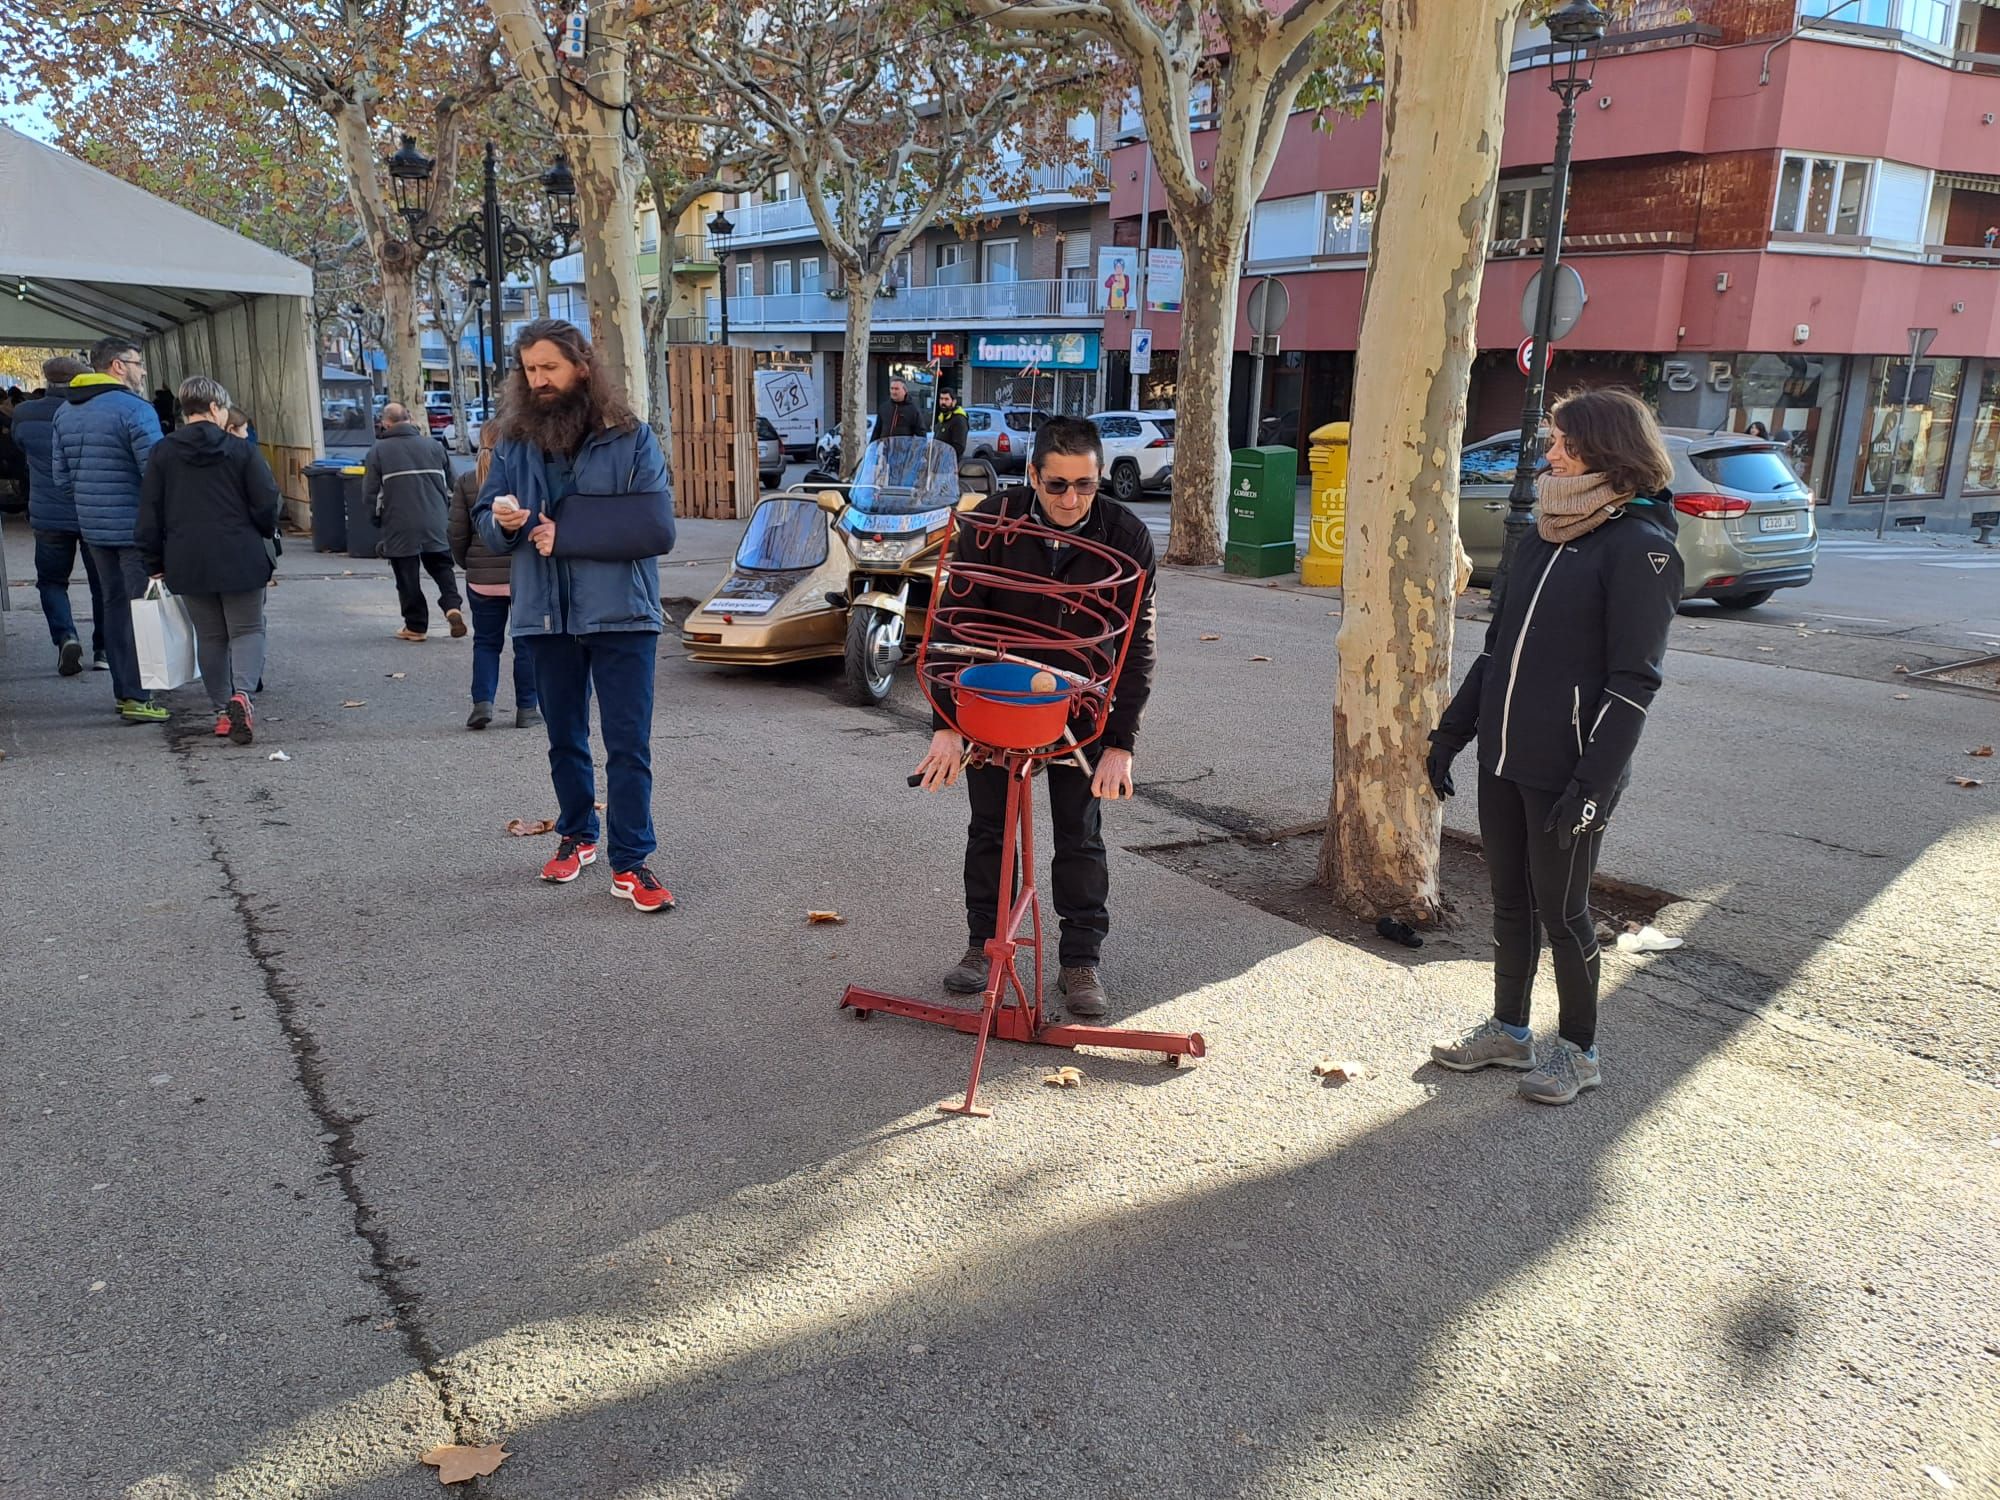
[{"xmin": 364, "ymin": 423, "xmax": 451, "ymax": 557}]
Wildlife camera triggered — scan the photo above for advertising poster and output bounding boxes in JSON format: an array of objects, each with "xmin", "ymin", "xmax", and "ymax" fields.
[
  {"xmin": 1144, "ymin": 248, "xmax": 1183, "ymax": 312},
  {"xmin": 1097, "ymin": 247, "xmax": 1135, "ymax": 312}
]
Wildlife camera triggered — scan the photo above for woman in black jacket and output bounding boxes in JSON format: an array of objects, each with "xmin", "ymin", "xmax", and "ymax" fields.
[
  {"xmin": 1425, "ymin": 388, "xmax": 1683, "ymax": 1105},
  {"xmin": 137, "ymin": 376, "xmax": 281, "ymax": 745}
]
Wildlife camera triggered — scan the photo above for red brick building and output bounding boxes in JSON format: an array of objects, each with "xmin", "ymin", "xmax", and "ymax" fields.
[{"xmin": 1104, "ymin": 0, "xmax": 2000, "ymax": 530}]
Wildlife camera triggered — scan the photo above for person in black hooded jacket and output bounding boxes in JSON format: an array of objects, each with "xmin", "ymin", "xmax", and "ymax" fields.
[
  {"xmin": 1425, "ymin": 388, "xmax": 1683, "ymax": 1106},
  {"xmin": 137, "ymin": 375, "xmax": 282, "ymax": 746}
]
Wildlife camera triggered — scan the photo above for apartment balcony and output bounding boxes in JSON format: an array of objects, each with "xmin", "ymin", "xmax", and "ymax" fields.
[
  {"xmin": 721, "ymin": 157, "xmax": 1109, "ymax": 247},
  {"xmin": 670, "ymin": 233, "xmax": 720, "ymax": 272},
  {"xmin": 714, "ymin": 277, "xmax": 1096, "ymax": 333}
]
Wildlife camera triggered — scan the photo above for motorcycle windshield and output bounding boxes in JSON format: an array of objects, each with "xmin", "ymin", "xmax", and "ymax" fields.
[
  {"xmin": 735, "ymin": 497, "xmax": 829, "ymax": 572},
  {"xmin": 848, "ymin": 437, "xmax": 960, "ymax": 517}
]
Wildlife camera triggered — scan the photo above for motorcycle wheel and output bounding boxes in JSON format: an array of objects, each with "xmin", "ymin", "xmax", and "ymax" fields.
[{"xmin": 844, "ymin": 606, "xmax": 902, "ymax": 706}]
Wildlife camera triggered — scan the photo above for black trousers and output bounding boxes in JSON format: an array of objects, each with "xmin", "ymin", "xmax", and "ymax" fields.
[
  {"xmin": 389, "ymin": 552, "xmax": 463, "ymax": 632},
  {"xmin": 1477, "ymin": 768, "xmax": 1606, "ymax": 1050},
  {"xmin": 964, "ymin": 761, "xmax": 1108, "ymax": 968}
]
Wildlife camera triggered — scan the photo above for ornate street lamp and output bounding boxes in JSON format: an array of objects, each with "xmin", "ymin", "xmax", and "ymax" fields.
[
  {"xmin": 707, "ymin": 208, "xmax": 735, "ymax": 345},
  {"xmin": 1492, "ymin": 0, "xmax": 1608, "ymax": 602},
  {"xmin": 385, "ymin": 137, "xmax": 579, "ymax": 379}
]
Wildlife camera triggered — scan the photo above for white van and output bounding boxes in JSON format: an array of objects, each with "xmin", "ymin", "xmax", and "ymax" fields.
[{"xmin": 753, "ymin": 369, "xmax": 819, "ymax": 459}]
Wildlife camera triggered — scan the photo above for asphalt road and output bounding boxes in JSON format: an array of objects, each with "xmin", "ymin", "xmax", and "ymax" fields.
[{"xmin": 1, "ymin": 510, "xmax": 1995, "ymax": 1500}]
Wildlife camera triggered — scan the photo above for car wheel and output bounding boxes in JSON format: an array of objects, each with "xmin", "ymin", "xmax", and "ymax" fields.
[
  {"xmin": 1110, "ymin": 460, "xmax": 1141, "ymax": 503},
  {"xmin": 1712, "ymin": 590, "xmax": 1774, "ymax": 611}
]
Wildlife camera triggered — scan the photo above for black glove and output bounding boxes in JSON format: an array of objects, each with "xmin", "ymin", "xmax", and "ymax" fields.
[
  {"xmin": 1544, "ymin": 780, "xmax": 1607, "ymax": 850},
  {"xmin": 1424, "ymin": 737, "xmax": 1461, "ymax": 799}
]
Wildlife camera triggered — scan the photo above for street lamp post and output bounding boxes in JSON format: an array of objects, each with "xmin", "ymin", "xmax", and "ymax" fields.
[
  {"xmin": 1492, "ymin": 1, "xmax": 1607, "ymax": 602},
  {"xmin": 707, "ymin": 209, "xmax": 735, "ymax": 345},
  {"xmin": 468, "ymin": 275, "xmax": 491, "ymax": 411},
  {"xmin": 387, "ymin": 137, "xmax": 578, "ymax": 384}
]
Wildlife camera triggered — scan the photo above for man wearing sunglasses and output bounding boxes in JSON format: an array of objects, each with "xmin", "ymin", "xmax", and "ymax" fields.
[{"xmin": 914, "ymin": 414, "xmax": 1159, "ymax": 1021}]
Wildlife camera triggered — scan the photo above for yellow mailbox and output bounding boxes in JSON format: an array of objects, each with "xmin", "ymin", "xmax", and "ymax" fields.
[{"xmin": 1303, "ymin": 421, "xmax": 1348, "ymax": 588}]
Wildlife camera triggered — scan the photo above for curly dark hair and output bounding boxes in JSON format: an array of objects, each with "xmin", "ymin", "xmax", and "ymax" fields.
[
  {"xmin": 493, "ymin": 318, "xmax": 639, "ymax": 451},
  {"xmin": 1548, "ymin": 388, "xmax": 1673, "ymax": 499}
]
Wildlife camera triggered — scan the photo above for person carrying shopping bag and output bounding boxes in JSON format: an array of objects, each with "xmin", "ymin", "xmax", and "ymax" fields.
[
  {"xmin": 448, "ymin": 424, "xmax": 541, "ymax": 730},
  {"xmin": 136, "ymin": 375, "xmax": 282, "ymax": 745}
]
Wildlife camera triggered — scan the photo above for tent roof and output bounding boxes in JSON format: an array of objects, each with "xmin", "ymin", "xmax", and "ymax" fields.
[{"xmin": 0, "ymin": 125, "xmax": 313, "ymax": 346}]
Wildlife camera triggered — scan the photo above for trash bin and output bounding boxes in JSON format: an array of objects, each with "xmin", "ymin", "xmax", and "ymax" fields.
[
  {"xmin": 303, "ymin": 460, "xmax": 351, "ymax": 553},
  {"xmin": 1302, "ymin": 423, "xmax": 1348, "ymax": 588},
  {"xmin": 342, "ymin": 467, "xmax": 381, "ymax": 559},
  {"xmin": 1225, "ymin": 445, "xmax": 1297, "ymax": 578}
]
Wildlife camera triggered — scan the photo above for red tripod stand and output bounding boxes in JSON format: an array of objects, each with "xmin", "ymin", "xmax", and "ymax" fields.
[{"xmin": 839, "ymin": 504, "xmax": 1207, "ymax": 1117}]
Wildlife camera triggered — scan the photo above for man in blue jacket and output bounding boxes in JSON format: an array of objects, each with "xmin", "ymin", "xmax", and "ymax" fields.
[
  {"xmin": 51, "ymin": 336, "xmax": 167, "ymax": 722},
  {"xmin": 13, "ymin": 355, "xmax": 108, "ymax": 677},
  {"xmin": 475, "ymin": 319, "xmax": 679, "ymax": 912}
]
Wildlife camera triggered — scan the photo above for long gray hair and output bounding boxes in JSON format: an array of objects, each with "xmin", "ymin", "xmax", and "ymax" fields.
[{"xmin": 176, "ymin": 375, "xmax": 231, "ymax": 419}]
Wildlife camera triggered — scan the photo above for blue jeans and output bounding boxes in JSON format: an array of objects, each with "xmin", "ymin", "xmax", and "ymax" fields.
[
  {"xmin": 83, "ymin": 543, "xmax": 152, "ymax": 704},
  {"xmin": 522, "ymin": 630, "xmax": 658, "ymax": 872},
  {"xmin": 34, "ymin": 530, "xmax": 106, "ymax": 653},
  {"xmin": 468, "ymin": 592, "xmax": 537, "ymax": 709}
]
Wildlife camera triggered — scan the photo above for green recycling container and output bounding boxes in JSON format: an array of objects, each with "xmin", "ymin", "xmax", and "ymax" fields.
[{"xmin": 1225, "ymin": 445, "xmax": 1298, "ymax": 578}]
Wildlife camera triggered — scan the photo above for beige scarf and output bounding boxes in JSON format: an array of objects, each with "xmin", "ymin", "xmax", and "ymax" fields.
[{"xmin": 1536, "ymin": 471, "xmax": 1630, "ymax": 544}]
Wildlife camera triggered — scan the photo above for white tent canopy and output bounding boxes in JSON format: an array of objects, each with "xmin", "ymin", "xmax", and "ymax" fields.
[{"xmin": 0, "ymin": 124, "xmax": 313, "ymax": 345}]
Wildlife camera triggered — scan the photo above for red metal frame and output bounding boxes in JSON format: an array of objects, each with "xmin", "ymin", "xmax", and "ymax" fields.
[{"xmin": 839, "ymin": 505, "xmax": 1207, "ymax": 1117}]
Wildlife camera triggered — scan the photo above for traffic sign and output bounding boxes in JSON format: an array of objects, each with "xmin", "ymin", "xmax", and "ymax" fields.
[
  {"xmin": 1521, "ymin": 263, "xmax": 1587, "ymax": 341},
  {"xmin": 1131, "ymin": 326, "xmax": 1153, "ymax": 374},
  {"xmin": 1247, "ymin": 276, "xmax": 1290, "ymax": 337},
  {"xmin": 1517, "ymin": 337, "xmax": 1539, "ymax": 377}
]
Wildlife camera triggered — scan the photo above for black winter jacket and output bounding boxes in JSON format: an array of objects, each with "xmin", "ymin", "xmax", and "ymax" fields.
[
  {"xmin": 882, "ymin": 399, "xmax": 926, "ymax": 440},
  {"xmin": 1434, "ymin": 494, "xmax": 1683, "ymax": 803},
  {"xmin": 934, "ymin": 409, "xmax": 968, "ymax": 456},
  {"xmin": 929, "ymin": 485, "xmax": 1158, "ymax": 752},
  {"xmin": 136, "ymin": 422, "xmax": 282, "ymax": 595}
]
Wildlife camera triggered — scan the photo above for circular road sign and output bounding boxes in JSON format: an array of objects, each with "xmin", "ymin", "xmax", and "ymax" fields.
[
  {"xmin": 1521, "ymin": 263, "xmax": 1587, "ymax": 341},
  {"xmin": 1517, "ymin": 337, "xmax": 1538, "ymax": 377},
  {"xmin": 1247, "ymin": 276, "xmax": 1291, "ymax": 337}
]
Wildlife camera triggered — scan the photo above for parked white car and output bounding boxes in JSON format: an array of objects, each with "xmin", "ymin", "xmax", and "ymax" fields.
[{"xmin": 1090, "ymin": 409, "xmax": 1176, "ymax": 501}]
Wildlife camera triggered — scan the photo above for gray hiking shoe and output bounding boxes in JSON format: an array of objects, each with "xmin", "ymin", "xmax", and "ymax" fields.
[
  {"xmin": 1518, "ymin": 1039, "xmax": 1601, "ymax": 1105},
  {"xmin": 943, "ymin": 944, "xmax": 989, "ymax": 995},
  {"xmin": 1058, "ymin": 965, "xmax": 1109, "ymax": 1020},
  {"xmin": 1430, "ymin": 1017, "xmax": 1536, "ymax": 1073}
]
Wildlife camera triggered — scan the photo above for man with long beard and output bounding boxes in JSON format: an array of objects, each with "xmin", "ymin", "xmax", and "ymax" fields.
[{"xmin": 474, "ymin": 320, "xmax": 680, "ymax": 912}]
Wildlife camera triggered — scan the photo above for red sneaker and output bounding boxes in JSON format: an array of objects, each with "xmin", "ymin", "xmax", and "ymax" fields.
[
  {"xmin": 213, "ymin": 710, "xmax": 231, "ymax": 738},
  {"xmin": 540, "ymin": 836, "xmax": 598, "ymax": 883},
  {"xmin": 611, "ymin": 866, "xmax": 675, "ymax": 912},
  {"xmin": 225, "ymin": 693, "xmax": 254, "ymax": 746}
]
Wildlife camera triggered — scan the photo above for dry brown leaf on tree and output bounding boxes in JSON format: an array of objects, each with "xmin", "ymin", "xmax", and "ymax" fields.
[
  {"xmin": 807, "ymin": 910, "xmax": 846, "ymax": 925},
  {"xmin": 420, "ymin": 1442, "xmax": 511, "ymax": 1484},
  {"xmin": 505, "ymin": 818, "xmax": 557, "ymax": 837}
]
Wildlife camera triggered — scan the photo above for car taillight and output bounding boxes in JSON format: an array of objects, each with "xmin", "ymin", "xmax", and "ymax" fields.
[
  {"xmin": 1674, "ymin": 493, "xmax": 1750, "ymax": 519},
  {"xmin": 997, "ymin": 433, "xmax": 1010, "ymax": 453},
  {"xmin": 1146, "ymin": 437, "xmax": 1169, "ymax": 448}
]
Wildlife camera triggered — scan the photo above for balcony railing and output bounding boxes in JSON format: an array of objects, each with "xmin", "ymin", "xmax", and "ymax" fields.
[
  {"xmin": 720, "ymin": 157, "xmax": 1108, "ymax": 245},
  {"xmin": 713, "ymin": 277, "xmax": 1093, "ymax": 332},
  {"xmin": 670, "ymin": 233, "xmax": 719, "ymax": 268}
]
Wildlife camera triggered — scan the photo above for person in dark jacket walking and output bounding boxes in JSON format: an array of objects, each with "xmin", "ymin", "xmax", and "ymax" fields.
[
  {"xmin": 136, "ymin": 376, "xmax": 282, "ymax": 746},
  {"xmin": 474, "ymin": 319, "xmax": 678, "ymax": 911},
  {"xmin": 1425, "ymin": 388, "xmax": 1684, "ymax": 1106},
  {"xmin": 51, "ymin": 336, "xmax": 167, "ymax": 723},
  {"xmin": 882, "ymin": 378, "xmax": 926, "ymax": 439},
  {"xmin": 365, "ymin": 404, "xmax": 465, "ymax": 642},
  {"xmin": 449, "ymin": 425, "xmax": 541, "ymax": 731},
  {"xmin": 914, "ymin": 416, "xmax": 1159, "ymax": 1020},
  {"xmin": 933, "ymin": 389, "xmax": 968, "ymax": 456},
  {"xmin": 14, "ymin": 356, "xmax": 108, "ymax": 675}
]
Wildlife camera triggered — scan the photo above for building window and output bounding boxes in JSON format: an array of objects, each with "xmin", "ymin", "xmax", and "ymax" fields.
[
  {"xmin": 1249, "ymin": 194, "xmax": 1317, "ymax": 263},
  {"xmin": 1322, "ymin": 189, "xmax": 1377, "ymax": 257},
  {"xmin": 736, "ymin": 263, "xmax": 754, "ymax": 299},
  {"xmin": 936, "ymin": 243, "xmax": 968, "ymax": 286},
  {"xmin": 799, "ymin": 257, "xmax": 820, "ymax": 295},
  {"xmin": 1965, "ymin": 365, "xmax": 2000, "ymax": 494},
  {"xmin": 1853, "ymin": 355, "xmax": 1963, "ymax": 498},
  {"xmin": 1493, "ymin": 179, "xmax": 1552, "ymax": 245},
  {"xmin": 1800, "ymin": 0, "xmax": 1952, "ymax": 46},
  {"xmin": 1728, "ymin": 353, "xmax": 1847, "ymax": 501},
  {"xmin": 772, "ymin": 260, "xmax": 793, "ymax": 296},
  {"xmin": 884, "ymin": 250, "xmax": 912, "ymax": 291},
  {"xmin": 1774, "ymin": 155, "xmax": 1872, "ymax": 237},
  {"xmin": 981, "ymin": 239, "xmax": 1018, "ymax": 283}
]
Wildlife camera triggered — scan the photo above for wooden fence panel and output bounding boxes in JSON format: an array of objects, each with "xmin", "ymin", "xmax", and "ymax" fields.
[{"xmin": 668, "ymin": 345, "xmax": 758, "ymax": 519}]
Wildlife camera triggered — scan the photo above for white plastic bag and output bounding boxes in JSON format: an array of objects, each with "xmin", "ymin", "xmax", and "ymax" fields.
[{"xmin": 133, "ymin": 579, "xmax": 201, "ymax": 691}]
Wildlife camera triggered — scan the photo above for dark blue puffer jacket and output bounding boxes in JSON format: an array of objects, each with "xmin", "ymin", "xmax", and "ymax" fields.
[
  {"xmin": 51, "ymin": 375, "xmax": 161, "ymax": 547},
  {"xmin": 13, "ymin": 387, "xmax": 72, "ymax": 531}
]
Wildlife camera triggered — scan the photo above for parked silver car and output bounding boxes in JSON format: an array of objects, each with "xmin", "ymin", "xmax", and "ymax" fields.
[
  {"xmin": 1457, "ymin": 428, "xmax": 1817, "ymax": 609},
  {"xmin": 757, "ymin": 415, "xmax": 785, "ymax": 489}
]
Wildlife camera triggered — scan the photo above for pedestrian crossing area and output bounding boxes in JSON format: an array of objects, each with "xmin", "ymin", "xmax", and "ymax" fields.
[{"xmin": 1816, "ymin": 538, "xmax": 2000, "ymax": 571}]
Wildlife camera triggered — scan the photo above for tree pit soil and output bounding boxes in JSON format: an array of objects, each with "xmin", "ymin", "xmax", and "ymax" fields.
[{"xmin": 1136, "ymin": 824, "xmax": 1676, "ymax": 967}]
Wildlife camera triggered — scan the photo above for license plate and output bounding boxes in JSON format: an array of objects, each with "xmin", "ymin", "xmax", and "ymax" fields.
[
  {"xmin": 702, "ymin": 596, "xmax": 776, "ymax": 615},
  {"xmin": 1759, "ymin": 513, "xmax": 1799, "ymax": 533}
]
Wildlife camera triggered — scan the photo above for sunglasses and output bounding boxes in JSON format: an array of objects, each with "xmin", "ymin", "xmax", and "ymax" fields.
[{"xmin": 1037, "ymin": 476, "xmax": 1099, "ymax": 497}]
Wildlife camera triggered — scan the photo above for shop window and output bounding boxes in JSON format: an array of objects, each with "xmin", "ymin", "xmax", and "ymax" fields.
[
  {"xmin": 1774, "ymin": 156, "xmax": 1872, "ymax": 237},
  {"xmin": 1728, "ymin": 353, "xmax": 1845, "ymax": 501},
  {"xmin": 1852, "ymin": 356, "xmax": 1963, "ymax": 498},
  {"xmin": 1493, "ymin": 180, "xmax": 1552, "ymax": 246},
  {"xmin": 1322, "ymin": 190, "xmax": 1377, "ymax": 257},
  {"xmin": 1966, "ymin": 366, "xmax": 2000, "ymax": 494}
]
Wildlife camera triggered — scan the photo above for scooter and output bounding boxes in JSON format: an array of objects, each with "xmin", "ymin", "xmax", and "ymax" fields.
[{"xmin": 681, "ymin": 435, "xmax": 992, "ymax": 705}]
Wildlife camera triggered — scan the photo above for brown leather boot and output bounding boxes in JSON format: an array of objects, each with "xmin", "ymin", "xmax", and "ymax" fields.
[
  {"xmin": 1058, "ymin": 965, "xmax": 1109, "ymax": 1020},
  {"xmin": 943, "ymin": 944, "xmax": 989, "ymax": 995}
]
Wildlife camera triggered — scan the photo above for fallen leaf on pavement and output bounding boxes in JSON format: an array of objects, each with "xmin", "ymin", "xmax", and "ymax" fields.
[
  {"xmin": 420, "ymin": 1443, "xmax": 511, "ymax": 1484},
  {"xmin": 1970, "ymin": 746, "xmax": 1994, "ymax": 758},
  {"xmin": 341, "ymin": 700, "xmax": 367, "ymax": 709},
  {"xmin": 1949, "ymin": 776, "xmax": 1983, "ymax": 789},
  {"xmin": 1248, "ymin": 655, "xmax": 1271, "ymax": 662},
  {"xmin": 1923, "ymin": 1465, "xmax": 1958, "ymax": 1492},
  {"xmin": 1313, "ymin": 1057, "xmax": 1369, "ymax": 1082},
  {"xmin": 386, "ymin": 672, "xmax": 407, "ymax": 680},
  {"xmin": 1894, "ymin": 664, "xmax": 1910, "ymax": 674},
  {"xmin": 807, "ymin": 910, "xmax": 845, "ymax": 925},
  {"xmin": 1756, "ymin": 646, "xmax": 1776, "ymax": 653},
  {"xmin": 505, "ymin": 818, "xmax": 556, "ymax": 836},
  {"xmin": 1199, "ymin": 633, "xmax": 1220, "ymax": 641},
  {"xmin": 1042, "ymin": 1066, "xmax": 1084, "ymax": 1088},
  {"xmin": 266, "ymin": 751, "xmax": 291, "ymax": 761}
]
